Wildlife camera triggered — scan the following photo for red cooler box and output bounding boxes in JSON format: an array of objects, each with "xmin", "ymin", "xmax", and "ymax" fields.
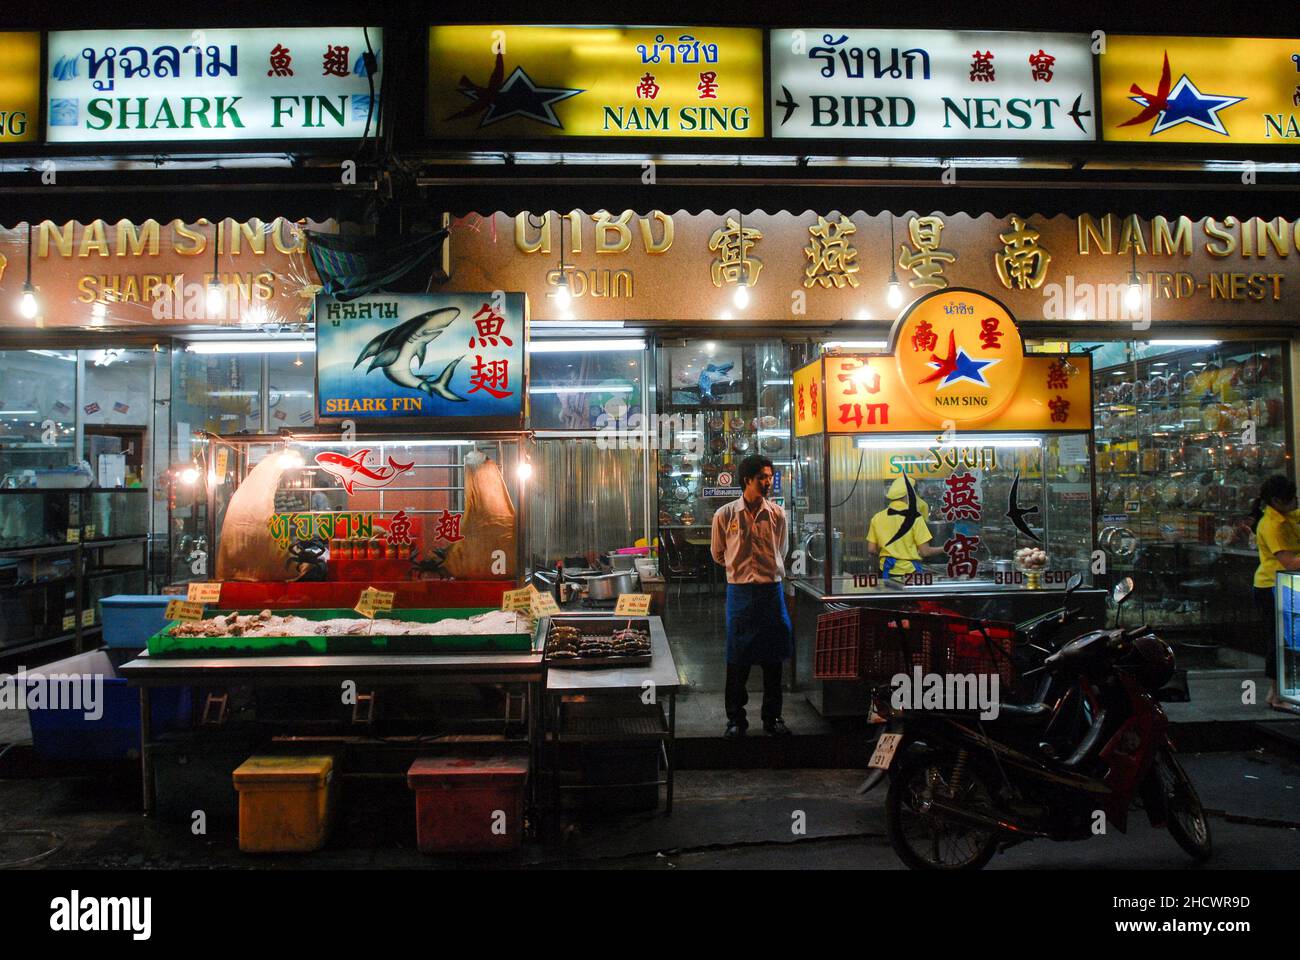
[{"xmin": 407, "ymin": 756, "xmax": 529, "ymax": 853}]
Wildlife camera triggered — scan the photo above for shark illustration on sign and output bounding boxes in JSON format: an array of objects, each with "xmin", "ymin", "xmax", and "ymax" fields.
[
  {"xmin": 353, "ymin": 308, "xmax": 467, "ymax": 401},
  {"xmin": 314, "ymin": 450, "xmax": 416, "ymax": 494}
]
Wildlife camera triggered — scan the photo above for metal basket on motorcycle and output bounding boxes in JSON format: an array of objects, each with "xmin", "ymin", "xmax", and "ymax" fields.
[{"xmin": 814, "ymin": 606, "xmax": 1019, "ymax": 693}]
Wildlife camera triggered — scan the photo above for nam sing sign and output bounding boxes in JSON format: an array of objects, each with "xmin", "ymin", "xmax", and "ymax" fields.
[
  {"xmin": 0, "ymin": 33, "xmax": 39, "ymax": 142},
  {"xmin": 426, "ymin": 25, "xmax": 763, "ymax": 138},
  {"xmin": 46, "ymin": 27, "xmax": 382, "ymax": 143},
  {"xmin": 770, "ymin": 29, "xmax": 1095, "ymax": 140}
]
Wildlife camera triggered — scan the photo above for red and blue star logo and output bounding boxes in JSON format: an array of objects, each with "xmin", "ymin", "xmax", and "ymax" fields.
[
  {"xmin": 1121, "ymin": 51, "xmax": 1244, "ymax": 137},
  {"xmin": 917, "ymin": 330, "xmax": 1000, "ymax": 390}
]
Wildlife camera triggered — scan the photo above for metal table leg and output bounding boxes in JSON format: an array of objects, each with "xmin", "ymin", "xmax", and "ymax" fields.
[
  {"xmin": 139, "ymin": 685, "xmax": 154, "ymax": 817},
  {"xmin": 666, "ymin": 692, "xmax": 676, "ymax": 815}
]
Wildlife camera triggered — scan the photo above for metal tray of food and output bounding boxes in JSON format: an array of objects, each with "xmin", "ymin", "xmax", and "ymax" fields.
[{"xmin": 544, "ymin": 617, "xmax": 653, "ymax": 669}]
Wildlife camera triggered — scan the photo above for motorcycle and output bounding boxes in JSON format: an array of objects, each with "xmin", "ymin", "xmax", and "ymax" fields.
[{"xmin": 863, "ymin": 575, "xmax": 1212, "ymax": 870}]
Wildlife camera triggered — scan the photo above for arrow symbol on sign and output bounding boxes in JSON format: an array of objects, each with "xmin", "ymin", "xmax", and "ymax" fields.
[
  {"xmin": 1069, "ymin": 94, "xmax": 1093, "ymax": 132},
  {"xmin": 776, "ymin": 85, "xmax": 800, "ymax": 126}
]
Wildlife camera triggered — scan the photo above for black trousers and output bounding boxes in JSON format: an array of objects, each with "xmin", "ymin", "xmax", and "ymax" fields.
[
  {"xmin": 725, "ymin": 661, "xmax": 783, "ymax": 726},
  {"xmin": 1255, "ymin": 586, "xmax": 1278, "ymax": 682}
]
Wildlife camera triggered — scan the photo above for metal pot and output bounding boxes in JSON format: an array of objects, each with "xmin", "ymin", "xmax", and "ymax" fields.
[
  {"xmin": 604, "ymin": 553, "xmax": 638, "ymax": 573},
  {"xmin": 583, "ymin": 570, "xmax": 637, "ymax": 600}
]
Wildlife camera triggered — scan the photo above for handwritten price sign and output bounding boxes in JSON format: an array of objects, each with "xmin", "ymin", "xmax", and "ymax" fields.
[
  {"xmin": 187, "ymin": 582, "xmax": 223, "ymax": 604},
  {"xmin": 530, "ymin": 591, "xmax": 561, "ymax": 618},
  {"xmin": 355, "ymin": 587, "xmax": 395, "ymax": 619},
  {"xmin": 501, "ymin": 587, "xmax": 534, "ymax": 614},
  {"xmin": 614, "ymin": 593, "xmax": 652, "ymax": 616},
  {"xmin": 164, "ymin": 599, "xmax": 205, "ymax": 621}
]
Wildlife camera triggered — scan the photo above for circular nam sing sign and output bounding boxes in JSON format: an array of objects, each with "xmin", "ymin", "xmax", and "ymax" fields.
[{"xmin": 894, "ymin": 289, "xmax": 1024, "ymax": 425}]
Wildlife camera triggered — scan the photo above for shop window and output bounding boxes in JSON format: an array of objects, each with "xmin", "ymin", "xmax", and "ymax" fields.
[
  {"xmin": 528, "ymin": 342, "xmax": 644, "ymax": 431},
  {"xmin": 653, "ymin": 339, "xmax": 791, "ymax": 538},
  {"xmin": 0, "ymin": 349, "xmax": 77, "ymax": 481},
  {"xmin": 267, "ymin": 352, "xmax": 315, "ymax": 430},
  {"xmin": 1092, "ymin": 339, "xmax": 1289, "ymax": 649}
]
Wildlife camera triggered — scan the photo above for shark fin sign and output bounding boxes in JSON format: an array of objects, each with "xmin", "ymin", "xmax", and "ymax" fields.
[{"xmin": 316, "ymin": 292, "xmax": 527, "ymax": 424}]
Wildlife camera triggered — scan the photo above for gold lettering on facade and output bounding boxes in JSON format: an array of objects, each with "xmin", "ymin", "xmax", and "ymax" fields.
[
  {"xmin": 1152, "ymin": 216, "xmax": 1192, "ymax": 257},
  {"xmin": 1260, "ymin": 217, "xmax": 1290, "ymax": 258},
  {"xmin": 593, "ymin": 210, "xmax": 634, "ymax": 254},
  {"xmin": 1204, "ymin": 218, "xmax": 1235, "ymax": 258},
  {"xmin": 802, "ymin": 215, "xmax": 860, "ymax": 289},
  {"xmin": 78, "ymin": 220, "xmax": 110, "ymax": 258},
  {"xmin": 515, "ymin": 212, "xmax": 551, "ymax": 254},
  {"xmin": 897, "ymin": 215, "xmax": 955, "ymax": 289},
  {"xmin": 639, "ymin": 211, "xmax": 674, "ymax": 253},
  {"xmin": 173, "ymin": 220, "xmax": 205, "ymax": 256},
  {"xmin": 994, "ymin": 215, "xmax": 1051, "ymax": 290},
  {"xmin": 1117, "ymin": 214, "xmax": 1147, "ymax": 256},
  {"xmin": 1077, "ymin": 213, "xmax": 1114, "ymax": 255},
  {"xmin": 708, "ymin": 216, "xmax": 763, "ymax": 287},
  {"xmin": 40, "ymin": 221, "xmax": 76, "ymax": 258}
]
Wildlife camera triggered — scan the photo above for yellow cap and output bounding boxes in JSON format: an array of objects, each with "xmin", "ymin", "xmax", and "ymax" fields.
[{"xmin": 887, "ymin": 476, "xmax": 909, "ymax": 500}]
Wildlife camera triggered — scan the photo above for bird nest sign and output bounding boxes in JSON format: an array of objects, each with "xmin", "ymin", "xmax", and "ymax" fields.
[
  {"xmin": 793, "ymin": 288, "xmax": 1090, "ymax": 435},
  {"xmin": 316, "ymin": 292, "xmax": 527, "ymax": 425}
]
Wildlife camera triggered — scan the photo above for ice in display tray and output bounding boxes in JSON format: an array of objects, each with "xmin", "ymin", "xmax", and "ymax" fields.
[{"xmin": 146, "ymin": 607, "xmax": 536, "ymax": 657}]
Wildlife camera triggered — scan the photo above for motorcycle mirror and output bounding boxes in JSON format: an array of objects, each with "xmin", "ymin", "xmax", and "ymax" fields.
[
  {"xmin": 1112, "ymin": 576, "xmax": 1135, "ymax": 606},
  {"xmin": 1065, "ymin": 572, "xmax": 1083, "ymax": 594}
]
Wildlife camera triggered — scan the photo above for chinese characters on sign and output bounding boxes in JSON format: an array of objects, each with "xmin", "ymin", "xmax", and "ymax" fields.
[
  {"xmin": 709, "ymin": 216, "xmax": 763, "ymax": 288},
  {"xmin": 898, "ymin": 216, "xmax": 956, "ymax": 289},
  {"xmin": 944, "ymin": 533, "xmax": 981, "ymax": 579},
  {"xmin": 803, "ymin": 215, "xmax": 861, "ymax": 288},
  {"xmin": 995, "ymin": 216, "xmax": 1052, "ymax": 290},
  {"xmin": 942, "ymin": 470, "xmax": 982, "ymax": 521},
  {"xmin": 434, "ymin": 509, "xmax": 464, "ymax": 543}
]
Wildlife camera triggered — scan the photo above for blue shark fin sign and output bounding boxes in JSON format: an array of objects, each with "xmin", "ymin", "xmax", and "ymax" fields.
[{"xmin": 316, "ymin": 292, "xmax": 526, "ymax": 423}]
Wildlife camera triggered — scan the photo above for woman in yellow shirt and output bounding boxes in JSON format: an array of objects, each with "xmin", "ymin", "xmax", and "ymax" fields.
[
  {"xmin": 1251, "ymin": 475, "xmax": 1300, "ymax": 714},
  {"xmin": 867, "ymin": 475, "xmax": 945, "ymax": 578}
]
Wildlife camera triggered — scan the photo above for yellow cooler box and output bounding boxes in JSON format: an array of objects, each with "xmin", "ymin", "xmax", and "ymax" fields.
[{"xmin": 232, "ymin": 755, "xmax": 336, "ymax": 853}]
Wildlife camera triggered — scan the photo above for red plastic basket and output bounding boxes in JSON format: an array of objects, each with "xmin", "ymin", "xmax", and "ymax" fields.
[{"xmin": 814, "ymin": 608, "xmax": 866, "ymax": 679}]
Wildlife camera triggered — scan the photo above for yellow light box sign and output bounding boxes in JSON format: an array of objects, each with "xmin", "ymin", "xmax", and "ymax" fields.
[
  {"xmin": 427, "ymin": 25, "xmax": 764, "ymax": 138},
  {"xmin": 800, "ymin": 289, "xmax": 1092, "ymax": 434},
  {"xmin": 1101, "ymin": 35, "xmax": 1300, "ymax": 144},
  {"xmin": 0, "ymin": 32, "xmax": 39, "ymax": 142}
]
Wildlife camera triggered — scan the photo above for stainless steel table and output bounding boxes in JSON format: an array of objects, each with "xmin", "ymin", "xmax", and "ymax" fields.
[
  {"xmin": 119, "ymin": 649, "xmax": 545, "ymax": 818},
  {"xmin": 543, "ymin": 615, "xmax": 681, "ymax": 819}
]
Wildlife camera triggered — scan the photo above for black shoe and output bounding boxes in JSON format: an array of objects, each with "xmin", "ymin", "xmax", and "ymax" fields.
[
  {"xmin": 724, "ymin": 721, "xmax": 747, "ymax": 738},
  {"xmin": 763, "ymin": 718, "xmax": 791, "ymax": 737}
]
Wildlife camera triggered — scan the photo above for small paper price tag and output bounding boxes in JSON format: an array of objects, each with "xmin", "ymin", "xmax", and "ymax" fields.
[
  {"xmin": 62, "ymin": 614, "xmax": 76, "ymax": 632},
  {"xmin": 187, "ymin": 582, "xmax": 223, "ymax": 604},
  {"xmin": 81, "ymin": 608, "xmax": 95, "ymax": 627},
  {"xmin": 214, "ymin": 448, "xmax": 230, "ymax": 482},
  {"xmin": 530, "ymin": 591, "xmax": 561, "ymax": 618},
  {"xmin": 164, "ymin": 599, "xmax": 205, "ymax": 621},
  {"xmin": 84, "ymin": 525, "xmax": 96, "ymax": 540},
  {"xmin": 614, "ymin": 593, "xmax": 652, "ymax": 616},
  {"xmin": 354, "ymin": 586, "xmax": 395, "ymax": 619},
  {"xmin": 501, "ymin": 587, "xmax": 533, "ymax": 614},
  {"xmin": 66, "ymin": 528, "xmax": 81, "ymax": 543}
]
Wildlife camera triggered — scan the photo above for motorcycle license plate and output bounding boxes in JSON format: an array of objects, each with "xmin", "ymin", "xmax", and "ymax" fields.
[{"xmin": 868, "ymin": 733, "xmax": 903, "ymax": 770}]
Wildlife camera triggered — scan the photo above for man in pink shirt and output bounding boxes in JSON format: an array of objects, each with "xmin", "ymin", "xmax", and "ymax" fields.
[{"xmin": 711, "ymin": 455, "xmax": 792, "ymax": 737}]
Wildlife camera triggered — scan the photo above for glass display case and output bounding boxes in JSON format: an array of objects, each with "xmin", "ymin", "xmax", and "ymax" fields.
[
  {"xmin": 654, "ymin": 339, "xmax": 791, "ymax": 538},
  {"xmin": 1092, "ymin": 339, "xmax": 1289, "ymax": 643},
  {"xmin": 792, "ymin": 431, "xmax": 1094, "ymax": 597}
]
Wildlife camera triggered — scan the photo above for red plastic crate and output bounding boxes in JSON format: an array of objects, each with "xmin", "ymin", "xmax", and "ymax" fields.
[
  {"xmin": 814, "ymin": 609, "xmax": 865, "ymax": 679},
  {"xmin": 407, "ymin": 756, "xmax": 529, "ymax": 853}
]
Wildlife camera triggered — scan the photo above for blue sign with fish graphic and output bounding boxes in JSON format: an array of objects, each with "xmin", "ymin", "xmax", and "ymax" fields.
[{"xmin": 316, "ymin": 292, "xmax": 526, "ymax": 422}]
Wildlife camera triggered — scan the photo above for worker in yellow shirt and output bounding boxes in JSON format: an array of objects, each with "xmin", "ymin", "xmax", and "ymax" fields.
[
  {"xmin": 867, "ymin": 475, "xmax": 946, "ymax": 579},
  {"xmin": 1252, "ymin": 474, "xmax": 1300, "ymax": 714}
]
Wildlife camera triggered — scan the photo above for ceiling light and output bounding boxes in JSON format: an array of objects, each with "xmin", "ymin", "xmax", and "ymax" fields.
[{"xmin": 185, "ymin": 341, "xmax": 316, "ymax": 355}]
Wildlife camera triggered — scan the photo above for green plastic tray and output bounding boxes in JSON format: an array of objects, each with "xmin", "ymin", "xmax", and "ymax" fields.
[{"xmin": 146, "ymin": 607, "xmax": 535, "ymax": 657}]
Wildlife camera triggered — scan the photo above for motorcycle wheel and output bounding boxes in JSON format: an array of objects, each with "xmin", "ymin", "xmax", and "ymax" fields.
[
  {"xmin": 1154, "ymin": 747, "xmax": 1212, "ymax": 862},
  {"xmin": 885, "ymin": 751, "xmax": 1000, "ymax": 871}
]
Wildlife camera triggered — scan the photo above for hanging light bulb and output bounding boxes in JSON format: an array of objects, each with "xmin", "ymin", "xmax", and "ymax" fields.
[
  {"xmin": 733, "ymin": 280, "xmax": 750, "ymax": 309},
  {"xmin": 179, "ymin": 466, "xmax": 199, "ymax": 485},
  {"xmin": 515, "ymin": 459, "xmax": 534, "ymax": 482},
  {"xmin": 19, "ymin": 281, "xmax": 38, "ymax": 319},
  {"xmin": 206, "ymin": 217, "xmax": 225, "ymax": 317},
  {"xmin": 293, "ymin": 354, "xmax": 304, "ymax": 367},
  {"xmin": 884, "ymin": 217, "xmax": 903, "ymax": 310},
  {"xmin": 1124, "ymin": 245, "xmax": 1143, "ymax": 312},
  {"xmin": 554, "ymin": 273, "xmax": 572, "ymax": 310},
  {"xmin": 18, "ymin": 224, "xmax": 37, "ymax": 319},
  {"xmin": 886, "ymin": 276, "xmax": 904, "ymax": 310}
]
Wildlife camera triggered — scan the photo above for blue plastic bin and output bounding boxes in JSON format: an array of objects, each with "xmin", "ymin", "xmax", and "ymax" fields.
[
  {"xmin": 24, "ymin": 650, "xmax": 191, "ymax": 761},
  {"xmin": 100, "ymin": 595, "xmax": 173, "ymax": 650}
]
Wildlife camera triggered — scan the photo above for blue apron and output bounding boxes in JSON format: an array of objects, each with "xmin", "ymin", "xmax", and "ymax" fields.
[{"xmin": 725, "ymin": 582, "xmax": 793, "ymax": 666}]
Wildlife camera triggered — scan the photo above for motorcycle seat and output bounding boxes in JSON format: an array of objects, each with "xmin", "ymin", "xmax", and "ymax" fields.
[{"xmin": 996, "ymin": 702, "xmax": 1053, "ymax": 725}]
